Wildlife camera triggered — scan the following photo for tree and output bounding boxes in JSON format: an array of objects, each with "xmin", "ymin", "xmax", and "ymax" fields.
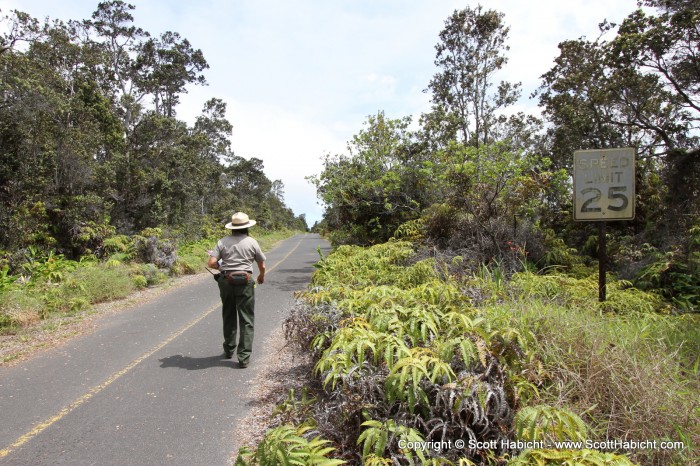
[
  {"xmin": 191, "ymin": 98, "xmax": 234, "ymax": 217},
  {"xmin": 425, "ymin": 5, "xmax": 520, "ymax": 150},
  {"xmin": 134, "ymin": 31, "xmax": 208, "ymax": 118},
  {"xmin": 537, "ymin": 37, "xmax": 644, "ymax": 170},
  {"xmin": 0, "ymin": 5, "xmax": 303, "ymax": 259},
  {"xmin": 0, "ymin": 11, "xmax": 120, "ymax": 254},
  {"xmin": 311, "ymin": 111, "xmax": 432, "ymax": 245},
  {"xmin": 612, "ymin": 0, "xmax": 699, "ymax": 155},
  {"xmin": 611, "ymin": 1, "xmax": 700, "ymax": 223},
  {"xmin": 537, "ymin": 2, "xmax": 699, "ymax": 237},
  {"xmin": 85, "ymin": 0, "xmax": 150, "ymax": 131}
]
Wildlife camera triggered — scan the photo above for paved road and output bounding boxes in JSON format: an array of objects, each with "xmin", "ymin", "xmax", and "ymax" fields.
[{"xmin": 0, "ymin": 233, "xmax": 330, "ymax": 465}]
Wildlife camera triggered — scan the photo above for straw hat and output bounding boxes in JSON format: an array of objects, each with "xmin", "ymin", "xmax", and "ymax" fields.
[{"xmin": 225, "ymin": 212, "xmax": 257, "ymax": 229}]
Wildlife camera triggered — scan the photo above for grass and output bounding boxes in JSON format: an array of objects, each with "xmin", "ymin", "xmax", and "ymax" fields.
[{"xmin": 490, "ymin": 299, "xmax": 699, "ymax": 465}]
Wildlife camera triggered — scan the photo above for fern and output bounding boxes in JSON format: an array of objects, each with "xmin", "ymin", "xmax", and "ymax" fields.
[
  {"xmin": 385, "ymin": 347, "xmax": 455, "ymax": 410},
  {"xmin": 509, "ymin": 448, "xmax": 636, "ymax": 465},
  {"xmin": 236, "ymin": 424, "xmax": 345, "ymax": 466},
  {"xmin": 362, "ymin": 455, "xmax": 393, "ymax": 466},
  {"xmin": 515, "ymin": 405, "xmax": 587, "ymax": 443},
  {"xmin": 397, "ymin": 305, "xmax": 441, "ymax": 345},
  {"xmin": 313, "ymin": 319, "xmax": 384, "ymax": 388},
  {"xmin": 357, "ymin": 419, "xmax": 426, "ymax": 463},
  {"xmin": 433, "ymin": 336, "xmax": 481, "ymax": 369}
]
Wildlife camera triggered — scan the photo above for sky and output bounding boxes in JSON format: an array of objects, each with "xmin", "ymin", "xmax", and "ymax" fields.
[{"xmin": 2, "ymin": 0, "xmax": 641, "ymax": 226}]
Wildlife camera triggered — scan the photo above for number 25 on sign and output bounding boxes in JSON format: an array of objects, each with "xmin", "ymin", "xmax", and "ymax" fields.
[{"xmin": 574, "ymin": 148, "xmax": 635, "ymax": 221}]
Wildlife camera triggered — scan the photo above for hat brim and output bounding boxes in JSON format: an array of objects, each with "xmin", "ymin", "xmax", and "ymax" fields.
[{"xmin": 225, "ymin": 220, "xmax": 257, "ymax": 229}]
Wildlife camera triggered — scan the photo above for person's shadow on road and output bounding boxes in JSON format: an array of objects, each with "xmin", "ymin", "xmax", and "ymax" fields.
[{"xmin": 159, "ymin": 354, "xmax": 236, "ymax": 370}]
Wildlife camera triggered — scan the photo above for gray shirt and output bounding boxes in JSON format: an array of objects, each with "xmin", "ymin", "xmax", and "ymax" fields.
[{"xmin": 212, "ymin": 234, "xmax": 266, "ymax": 273}]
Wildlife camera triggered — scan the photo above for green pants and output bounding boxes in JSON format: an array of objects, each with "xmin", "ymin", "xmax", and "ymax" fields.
[{"xmin": 217, "ymin": 275, "xmax": 255, "ymax": 364}]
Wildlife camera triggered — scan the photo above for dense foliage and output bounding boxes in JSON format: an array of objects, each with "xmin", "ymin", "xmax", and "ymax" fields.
[
  {"xmin": 0, "ymin": 2, "xmax": 307, "ymax": 338},
  {"xmin": 311, "ymin": 1, "xmax": 699, "ymax": 311},
  {"xmin": 238, "ymin": 241, "xmax": 698, "ymax": 465},
  {"xmin": 0, "ymin": 1, "xmax": 307, "ymax": 267}
]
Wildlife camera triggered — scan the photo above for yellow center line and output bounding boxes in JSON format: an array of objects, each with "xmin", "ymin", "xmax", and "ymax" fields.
[
  {"xmin": 266, "ymin": 236, "xmax": 303, "ymax": 274},
  {"xmin": 0, "ymin": 235, "xmax": 306, "ymax": 459}
]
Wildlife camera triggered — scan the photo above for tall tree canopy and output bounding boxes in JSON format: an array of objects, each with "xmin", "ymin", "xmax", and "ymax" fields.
[
  {"xmin": 0, "ymin": 2, "xmax": 305, "ymax": 258},
  {"xmin": 537, "ymin": 0, "xmax": 699, "ymax": 236},
  {"xmin": 313, "ymin": 2, "xmax": 698, "ymax": 307},
  {"xmin": 424, "ymin": 5, "xmax": 521, "ymax": 150}
]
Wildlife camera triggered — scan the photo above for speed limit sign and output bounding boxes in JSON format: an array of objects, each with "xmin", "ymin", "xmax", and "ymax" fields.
[{"xmin": 573, "ymin": 148, "xmax": 635, "ymax": 221}]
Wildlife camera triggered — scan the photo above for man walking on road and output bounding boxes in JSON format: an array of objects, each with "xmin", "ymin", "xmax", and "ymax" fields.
[{"xmin": 208, "ymin": 212, "xmax": 266, "ymax": 368}]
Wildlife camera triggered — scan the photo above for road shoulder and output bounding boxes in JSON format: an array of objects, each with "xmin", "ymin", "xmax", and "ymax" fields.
[{"xmin": 229, "ymin": 325, "xmax": 313, "ymax": 464}]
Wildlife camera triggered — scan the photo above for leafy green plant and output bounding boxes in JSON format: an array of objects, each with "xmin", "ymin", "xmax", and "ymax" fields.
[
  {"xmin": 21, "ymin": 250, "xmax": 78, "ymax": 285},
  {"xmin": 511, "ymin": 271, "xmax": 663, "ymax": 314},
  {"xmin": 634, "ymin": 218, "xmax": 700, "ymax": 312},
  {"xmin": 509, "ymin": 448, "xmax": 636, "ymax": 466},
  {"xmin": 266, "ymin": 238, "xmax": 698, "ymax": 465},
  {"xmin": 384, "ymin": 347, "xmax": 455, "ymax": 410},
  {"xmin": 132, "ymin": 274, "xmax": 148, "ymax": 289},
  {"xmin": 313, "ymin": 322, "xmax": 385, "ymax": 389},
  {"xmin": 235, "ymin": 424, "xmax": 345, "ymax": 466},
  {"xmin": 515, "ymin": 405, "xmax": 587, "ymax": 443},
  {"xmin": 273, "ymin": 389, "xmax": 318, "ymax": 426},
  {"xmin": 357, "ymin": 419, "xmax": 426, "ymax": 463},
  {"xmin": 0, "ymin": 265, "xmax": 18, "ymax": 293}
]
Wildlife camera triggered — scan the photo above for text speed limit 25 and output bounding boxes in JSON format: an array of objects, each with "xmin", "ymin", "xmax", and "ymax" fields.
[{"xmin": 574, "ymin": 148, "xmax": 635, "ymax": 221}]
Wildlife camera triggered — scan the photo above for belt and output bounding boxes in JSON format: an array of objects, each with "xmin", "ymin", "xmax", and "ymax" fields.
[
  {"xmin": 222, "ymin": 270, "xmax": 253, "ymax": 286},
  {"xmin": 221, "ymin": 270, "xmax": 253, "ymax": 275}
]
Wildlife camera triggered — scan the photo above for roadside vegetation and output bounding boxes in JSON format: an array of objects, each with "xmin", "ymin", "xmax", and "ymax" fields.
[
  {"xmin": 2, "ymin": 0, "xmax": 698, "ymax": 464},
  {"xmin": 237, "ymin": 240, "xmax": 698, "ymax": 465},
  {"xmin": 240, "ymin": 1, "xmax": 699, "ymax": 464}
]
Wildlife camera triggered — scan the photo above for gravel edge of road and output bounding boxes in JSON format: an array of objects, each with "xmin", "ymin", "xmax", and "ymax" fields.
[{"xmin": 228, "ymin": 325, "xmax": 314, "ymax": 464}]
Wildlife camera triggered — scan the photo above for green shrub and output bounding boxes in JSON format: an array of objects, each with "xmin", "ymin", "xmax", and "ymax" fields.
[
  {"xmin": 135, "ymin": 263, "xmax": 168, "ymax": 286},
  {"xmin": 235, "ymin": 424, "xmax": 345, "ymax": 466},
  {"xmin": 64, "ymin": 265, "xmax": 135, "ymax": 304},
  {"xmin": 515, "ymin": 405, "xmax": 587, "ymax": 443},
  {"xmin": 357, "ymin": 419, "xmax": 426, "ymax": 463},
  {"xmin": 510, "ymin": 271, "xmax": 664, "ymax": 314},
  {"xmin": 174, "ymin": 238, "xmax": 212, "ymax": 275},
  {"xmin": 0, "ymin": 265, "xmax": 18, "ymax": 293},
  {"xmin": 132, "ymin": 274, "xmax": 148, "ymax": 289},
  {"xmin": 21, "ymin": 250, "xmax": 78, "ymax": 285},
  {"xmin": 269, "ymin": 240, "xmax": 699, "ymax": 464},
  {"xmin": 633, "ymin": 218, "xmax": 700, "ymax": 312},
  {"xmin": 290, "ymin": 242, "xmax": 522, "ymax": 463},
  {"xmin": 103, "ymin": 235, "xmax": 135, "ymax": 259}
]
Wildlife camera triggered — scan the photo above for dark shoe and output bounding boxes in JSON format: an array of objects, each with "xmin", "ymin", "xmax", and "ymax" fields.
[
  {"xmin": 223, "ymin": 352, "xmax": 233, "ymax": 359},
  {"xmin": 238, "ymin": 362, "xmax": 248, "ymax": 368}
]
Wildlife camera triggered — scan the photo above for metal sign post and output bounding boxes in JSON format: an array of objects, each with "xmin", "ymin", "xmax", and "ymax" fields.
[
  {"xmin": 598, "ymin": 222, "xmax": 606, "ymax": 302},
  {"xmin": 573, "ymin": 148, "xmax": 635, "ymax": 302}
]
